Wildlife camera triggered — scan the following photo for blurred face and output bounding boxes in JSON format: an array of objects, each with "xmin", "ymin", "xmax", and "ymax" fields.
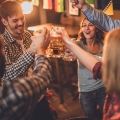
[
  {"xmin": 82, "ymin": 19, "xmax": 97, "ymax": 40},
  {"xmin": 2, "ymin": 11, "xmax": 25, "ymax": 37}
]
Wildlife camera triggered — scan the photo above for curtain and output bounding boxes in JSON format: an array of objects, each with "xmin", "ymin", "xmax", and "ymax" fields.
[{"xmin": 54, "ymin": 0, "xmax": 64, "ymax": 12}]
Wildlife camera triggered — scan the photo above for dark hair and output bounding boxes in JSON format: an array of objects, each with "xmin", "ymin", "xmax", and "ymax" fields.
[
  {"xmin": 78, "ymin": 18, "xmax": 105, "ymax": 45},
  {"xmin": 0, "ymin": 0, "xmax": 22, "ymax": 20},
  {"xmin": 0, "ymin": 35, "xmax": 5, "ymax": 78}
]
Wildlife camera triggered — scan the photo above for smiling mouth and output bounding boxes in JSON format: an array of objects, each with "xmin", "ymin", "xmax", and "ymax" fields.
[
  {"xmin": 85, "ymin": 31, "xmax": 91, "ymax": 34},
  {"xmin": 16, "ymin": 26, "xmax": 24, "ymax": 30},
  {"xmin": 17, "ymin": 26, "xmax": 23, "ymax": 28}
]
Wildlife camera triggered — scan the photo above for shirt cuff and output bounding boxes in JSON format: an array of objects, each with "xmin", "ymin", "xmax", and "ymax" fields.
[
  {"xmin": 35, "ymin": 55, "xmax": 48, "ymax": 61},
  {"xmin": 24, "ymin": 51, "xmax": 34, "ymax": 62},
  {"xmin": 92, "ymin": 62, "xmax": 102, "ymax": 80}
]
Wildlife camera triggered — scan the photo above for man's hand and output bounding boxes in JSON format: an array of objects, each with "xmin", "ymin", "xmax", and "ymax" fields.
[
  {"xmin": 70, "ymin": 0, "xmax": 88, "ymax": 11},
  {"xmin": 30, "ymin": 27, "xmax": 50, "ymax": 56},
  {"xmin": 56, "ymin": 28, "xmax": 73, "ymax": 47}
]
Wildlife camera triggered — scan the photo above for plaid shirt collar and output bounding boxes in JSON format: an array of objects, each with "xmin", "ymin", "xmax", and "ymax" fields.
[
  {"xmin": 3, "ymin": 28, "xmax": 26, "ymax": 43},
  {"xmin": 103, "ymin": 93, "xmax": 120, "ymax": 119},
  {"xmin": 2, "ymin": 28, "xmax": 32, "ymax": 68},
  {"xmin": 3, "ymin": 28, "xmax": 16, "ymax": 43}
]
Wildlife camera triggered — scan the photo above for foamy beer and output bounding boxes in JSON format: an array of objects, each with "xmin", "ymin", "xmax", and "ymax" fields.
[{"xmin": 47, "ymin": 26, "xmax": 65, "ymax": 58}]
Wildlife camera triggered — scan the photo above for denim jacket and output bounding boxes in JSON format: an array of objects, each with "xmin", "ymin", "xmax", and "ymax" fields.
[{"xmin": 83, "ymin": 5, "xmax": 120, "ymax": 32}]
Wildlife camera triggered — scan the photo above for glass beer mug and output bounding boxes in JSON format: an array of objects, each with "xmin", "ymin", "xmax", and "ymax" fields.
[{"xmin": 46, "ymin": 26, "xmax": 65, "ymax": 58}]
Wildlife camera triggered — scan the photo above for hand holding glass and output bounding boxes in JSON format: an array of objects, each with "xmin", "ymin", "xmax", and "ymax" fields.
[{"xmin": 46, "ymin": 26, "xmax": 65, "ymax": 58}]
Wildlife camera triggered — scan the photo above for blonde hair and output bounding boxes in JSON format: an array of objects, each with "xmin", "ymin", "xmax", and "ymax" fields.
[{"xmin": 102, "ymin": 29, "xmax": 120, "ymax": 95}]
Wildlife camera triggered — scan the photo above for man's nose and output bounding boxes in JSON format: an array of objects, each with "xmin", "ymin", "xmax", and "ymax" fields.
[{"xmin": 18, "ymin": 19, "xmax": 24, "ymax": 25}]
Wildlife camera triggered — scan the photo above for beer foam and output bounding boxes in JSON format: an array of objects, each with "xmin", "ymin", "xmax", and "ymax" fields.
[{"xmin": 50, "ymin": 34, "xmax": 61, "ymax": 37}]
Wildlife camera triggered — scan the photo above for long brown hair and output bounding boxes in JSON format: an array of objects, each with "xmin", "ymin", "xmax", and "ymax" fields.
[
  {"xmin": 0, "ymin": 35, "xmax": 5, "ymax": 78},
  {"xmin": 102, "ymin": 29, "xmax": 120, "ymax": 95},
  {"xmin": 78, "ymin": 18, "xmax": 105, "ymax": 45}
]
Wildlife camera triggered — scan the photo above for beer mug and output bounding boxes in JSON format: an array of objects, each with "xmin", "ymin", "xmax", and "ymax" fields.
[
  {"xmin": 62, "ymin": 38, "xmax": 77, "ymax": 61},
  {"xmin": 46, "ymin": 26, "xmax": 65, "ymax": 58}
]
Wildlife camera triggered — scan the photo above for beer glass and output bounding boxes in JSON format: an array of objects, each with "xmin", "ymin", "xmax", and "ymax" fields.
[
  {"xmin": 46, "ymin": 26, "xmax": 65, "ymax": 58},
  {"xmin": 62, "ymin": 38, "xmax": 77, "ymax": 61}
]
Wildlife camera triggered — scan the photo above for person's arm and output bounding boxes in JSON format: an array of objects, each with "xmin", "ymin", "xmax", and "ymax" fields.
[
  {"xmin": 0, "ymin": 27, "xmax": 52, "ymax": 119},
  {"xmin": 83, "ymin": 5, "xmax": 120, "ymax": 31},
  {"xmin": 67, "ymin": 42, "xmax": 99, "ymax": 72},
  {"xmin": 1, "ymin": 51, "xmax": 34, "ymax": 81},
  {"xmin": 70, "ymin": 0, "xmax": 120, "ymax": 31},
  {"xmin": 58, "ymin": 28, "xmax": 103, "ymax": 80},
  {"xmin": 1, "ymin": 27, "xmax": 50, "ymax": 82},
  {"xmin": 0, "ymin": 55, "xmax": 52, "ymax": 119},
  {"xmin": 57, "ymin": 28, "xmax": 99, "ymax": 72}
]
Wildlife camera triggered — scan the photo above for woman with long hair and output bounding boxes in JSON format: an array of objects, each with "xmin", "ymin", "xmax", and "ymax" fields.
[
  {"xmin": 75, "ymin": 18, "xmax": 105, "ymax": 119},
  {"xmin": 57, "ymin": 27, "xmax": 120, "ymax": 120}
]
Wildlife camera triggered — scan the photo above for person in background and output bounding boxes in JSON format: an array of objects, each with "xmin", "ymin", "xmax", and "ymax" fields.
[
  {"xmin": 70, "ymin": 0, "xmax": 120, "ymax": 32},
  {"xmin": 0, "ymin": 27, "xmax": 53, "ymax": 120},
  {"xmin": 57, "ymin": 28, "xmax": 120, "ymax": 120},
  {"xmin": 76, "ymin": 17, "xmax": 105, "ymax": 119}
]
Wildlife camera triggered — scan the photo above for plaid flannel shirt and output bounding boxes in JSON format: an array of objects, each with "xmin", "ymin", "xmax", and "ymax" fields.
[
  {"xmin": 92, "ymin": 62, "xmax": 102, "ymax": 80},
  {"xmin": 0, "ymin": 56, "xmax": 52, "ymax": 120},
  {"xmin": 93, "ymin": 62, "xmax": 120, "ymax": 119},
  {"xmin": 1, "ymin": 28, "xmax": 33, "ymax": 81},
  {"xmin": 103, "ymin": 93, "xmax": 120, "ymax": 120}
]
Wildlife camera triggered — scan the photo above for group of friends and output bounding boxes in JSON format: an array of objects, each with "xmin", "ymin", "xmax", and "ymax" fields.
[{"xmin": 0, "ymin": 0, "xmax": 120, "ymax": 120}]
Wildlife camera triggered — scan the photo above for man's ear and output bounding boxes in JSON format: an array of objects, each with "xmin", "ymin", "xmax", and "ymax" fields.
[{"xmin": 1, "ymin": 18, "xmax": 8, "ymax": 26}]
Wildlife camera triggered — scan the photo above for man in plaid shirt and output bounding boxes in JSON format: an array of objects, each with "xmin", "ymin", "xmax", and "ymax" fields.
[
  {"xmin": 0, "ymin": 0, "xmax": 34, "ymax": 81},
  {"xmin": 0, "ymin": 27, "xmax": 52, "ymax": 119}
]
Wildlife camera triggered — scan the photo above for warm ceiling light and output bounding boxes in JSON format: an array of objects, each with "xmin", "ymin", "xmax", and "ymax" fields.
[{"xmin": 21, "ymin": 1, "xmax": 33, "ymax": 14}]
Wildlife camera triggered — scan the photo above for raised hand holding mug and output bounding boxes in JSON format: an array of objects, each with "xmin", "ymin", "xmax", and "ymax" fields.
[{"xmin": 46, "ymin": 26, "xmax": 65, "ymax": 58}]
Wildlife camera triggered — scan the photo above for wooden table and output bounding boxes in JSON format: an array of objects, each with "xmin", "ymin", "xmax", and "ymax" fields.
[
  {"xmin": 27, "ymin": 23, "xmax": 80, "ymax": 38},
  {"xmin": 27, "ymin": 23, "xmax": 79, "ymax": 103}
]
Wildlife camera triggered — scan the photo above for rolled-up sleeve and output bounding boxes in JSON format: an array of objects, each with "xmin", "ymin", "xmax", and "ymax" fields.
[
  {"xmin": 83, "ymin": 5, "xmax": 120, "ymax": 31},
  {"xmin": 92, "ymin": 62, "xmax": 102, "ymax": 80}
]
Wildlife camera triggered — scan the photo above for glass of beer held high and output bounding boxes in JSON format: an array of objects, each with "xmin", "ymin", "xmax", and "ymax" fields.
[{"xmin": 46, "ymin": 26, "xmax": 65, "ymax": 58}]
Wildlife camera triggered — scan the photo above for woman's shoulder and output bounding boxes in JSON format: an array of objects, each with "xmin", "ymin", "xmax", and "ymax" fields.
[{"xmin": 76, "ymin": 40, "xmax": 85, "ymax": 48}]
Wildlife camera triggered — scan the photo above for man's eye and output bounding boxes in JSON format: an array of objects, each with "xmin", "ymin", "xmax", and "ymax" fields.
[{"xmin": 13, "ymin": 20, "xmax": 18, "ymax": 23}]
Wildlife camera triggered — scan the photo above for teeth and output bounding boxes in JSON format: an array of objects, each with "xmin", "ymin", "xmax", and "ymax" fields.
[{"xmin": 85, "ymin": 31, "xmax": 90, "ymax": 34}]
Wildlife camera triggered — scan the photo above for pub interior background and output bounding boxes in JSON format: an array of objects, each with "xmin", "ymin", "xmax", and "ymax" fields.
[{"xmin": 0, "ymin": 0, "xmax": 120, "ymax": 120}]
